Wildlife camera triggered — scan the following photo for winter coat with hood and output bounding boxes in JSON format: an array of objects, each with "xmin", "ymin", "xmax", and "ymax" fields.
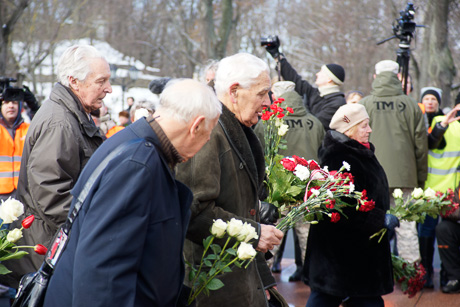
[
  {"xmin": 1, "ymin": 82, "xmax": 103, "ymax": 288},
  {"xmin": 359, "ymin": 71, "xmax": 428, "ymax": 188},
  {"xmin": 176, "ymin": 104, "xmax": 276, "ymax": 307},
  {"xmin": 279, "ymin": 58, "xmax": 346, "ymax": 130},
  {"xmin": 303, "ymin": 130, "xmax": 394, "ymax": 298}
]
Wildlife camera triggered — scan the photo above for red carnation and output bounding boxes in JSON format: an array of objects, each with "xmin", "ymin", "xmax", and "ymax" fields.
[
  {"xmin": 325, "ymin": 199, "xmax": 336, "ymax": 209},
  {"xmin": 270, "ymin": 104, "xmax": 278, "ymax": 111},
  {"xmin": 293, "ymin": 155, "xmax": 308, "ymax": 166},
  {"xmin": 360, "ymin": 189, "xmax": 367, "ymax": 200},
  {"xmin": 359, "ymin": 199, "xmax": 375, "ymax": 212},
  {"xmin": 281, "ymin": 158, "xmax": 296, "ymax": 172},
  {"xmin": 261, "ymin": 111, "xmax": 273, "ymax": 121},
  {"xmin": 277, "ymin": 113, "xmax": 285, "ymax": 119},
  {"xmin": 286, "ymin": 107, "xmax": 294, "ymax": 114},
  {"xmin": 330, "ymin": 212, "xmax": 340, "ymax": 223},
  {"xmin": 308, "ymin": 160, "xmax": 321, "ymax": 170}
]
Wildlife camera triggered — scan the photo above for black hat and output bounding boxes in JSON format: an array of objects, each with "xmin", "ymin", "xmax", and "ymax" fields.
[
  {"xmin": 323, "ymin": 64, "xmax": 345, "ymax": 85},
  {"xmin": 421, "ymin": 87, "xmax": 442, "ymax": 106}
]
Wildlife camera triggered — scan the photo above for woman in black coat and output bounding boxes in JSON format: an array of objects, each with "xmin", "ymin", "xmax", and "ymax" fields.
[{"xmin": 303, "ymin": 104, "xmax": 397, "ymax": 307}]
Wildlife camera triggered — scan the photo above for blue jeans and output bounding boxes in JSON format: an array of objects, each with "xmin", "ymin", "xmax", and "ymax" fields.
[{"xmin": 306, "ymin": 290, "xmax": 384, "ymax": 307}]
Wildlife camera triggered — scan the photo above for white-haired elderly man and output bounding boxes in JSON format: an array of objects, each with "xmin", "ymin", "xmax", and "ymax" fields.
[
  {"xmin": 177, "ymin": 53, "xmax": 285, "ymax": 307},
  {"xmin": 360, "ymin": 59, "xmax": 428, "ymax": 264},
  {"xmin": 43, "ymin": 79, "xmax": 222, "ymax": 306},
  {"xmin": 0, "ymin": 45, "xmax": 111, "ymax": 288}
]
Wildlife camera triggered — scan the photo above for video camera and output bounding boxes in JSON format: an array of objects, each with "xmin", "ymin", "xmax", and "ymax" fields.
[
  {"xmin": 393, "ymin": 3, "xmax": 416, "ymax": 48},
  {"xmin": 260, "ymin": 35, "xmax": 280, "ymax": 48},
  {"xmin": 0, "ymin": 77, "xmax": 25, "ymax": 102}
]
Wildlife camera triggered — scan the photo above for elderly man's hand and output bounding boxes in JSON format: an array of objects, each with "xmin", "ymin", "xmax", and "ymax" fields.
[{"xmin": 256, "ymin": 224, "xmax": 284, "ymax": 253}]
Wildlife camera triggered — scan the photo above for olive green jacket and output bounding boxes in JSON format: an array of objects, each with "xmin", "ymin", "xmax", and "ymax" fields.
[
  {"xmin": 360, "ymin": 72, "xmax": 427, "ymax": 188},
  {"xmin": 177, "ymin": 104, "xmax": 274, "ymax": 306}
]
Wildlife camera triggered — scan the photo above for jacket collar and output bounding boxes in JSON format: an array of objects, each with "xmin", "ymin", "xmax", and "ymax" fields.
[
  {"xmin": 49, "ymin": 83, "xmax": 101, "ymax": 138},
  {"xmin": 318, "ymin": 84, "xmax": 340, "ymax": 97},
  {"xmin": 218, "ymin": 104, "xmax": 265, "ymax": 190}
]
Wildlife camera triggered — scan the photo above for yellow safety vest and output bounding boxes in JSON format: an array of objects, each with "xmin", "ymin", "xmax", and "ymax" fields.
[{"xmin": 424, "ymin": 116, "xmax": 460, "ymax": 193}]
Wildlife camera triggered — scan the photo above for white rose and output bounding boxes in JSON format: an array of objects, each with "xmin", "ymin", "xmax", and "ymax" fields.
[
  {"xmin": 342, "ymin": 161, "xmax": 351, "ymax": 171},
  {"xmin": 7, "ymin": 228, "xmax": 23, "ymax": 243},
  {"xmin": 237, "ymin": 242, "xmax": 257, "ymax": 260},
  {"xmin": 278, "ymin": 124, "xmax": 289, "ymax": 136},
  {"xmin": 392, "ymin": 189, "xmax": 403, "ymax": 199},
  {"xmin": 424, "ymin": 188, "xmax": 436, "ymax": 199},
  {"xmin": 227, "ymin": 218, "xmax": 244, "ymax": 237},
  {"xmin": 211, "ymin": 219, "xmax": 227, "ymax": 238},
  {"xmin": 239, "ymin": 223, "xmax": 259, "ymax": 243},
  {"xmin": 294, "ymin": 165, "xmax": 310, "ymax": 181},
  {"xmin": 0, "ymin": 197, "xmax": 24, "ymax": 224},
  {"xmin": 412, "ymin": 188, "xmax": 424, "ymax": 199}
]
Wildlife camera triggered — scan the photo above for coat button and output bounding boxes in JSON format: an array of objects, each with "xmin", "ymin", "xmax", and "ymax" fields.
[
  {"xmin": 145, "ymin": 142, "xmax": 152, "ymax": 147},
  {"xmin": 239, "ymin": 162, "xmax": 244, "ymax": 169},
  {"xmin": 250, "ymin": 209, "xmax": 256, "ymax": 216}
]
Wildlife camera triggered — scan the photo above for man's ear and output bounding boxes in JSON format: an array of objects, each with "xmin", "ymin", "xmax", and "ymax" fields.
[
  {"xmin": 189, "ymin": 115, "xmax": 206, "ymax": 137},
  {"xmin": 229, "ymin": 83, "xmax": 239, "ymax": 103},
  {"xmin": 69, "ymin": 76, "xmax": 79, "ymax": 90}
]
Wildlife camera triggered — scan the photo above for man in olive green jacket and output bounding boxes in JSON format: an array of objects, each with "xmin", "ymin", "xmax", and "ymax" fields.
[
  {"xmin": 360, "ymin": 60, "xmax": 428, "ymax": 263},
  {"xmin": 177, "ymin": 53, "xmax": 284, "ymax": 306}
]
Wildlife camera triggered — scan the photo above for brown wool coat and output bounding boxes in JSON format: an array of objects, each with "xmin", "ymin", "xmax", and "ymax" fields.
[{"xmin": 176, "ymin": 104, "xmax": 275, "ymax": 306}]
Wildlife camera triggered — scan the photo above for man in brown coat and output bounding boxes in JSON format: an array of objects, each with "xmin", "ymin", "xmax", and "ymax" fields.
[
  {"xmin": 177, "ymin": 53, "xmax": 284, "ymax": 306},
  {"xmin": 1, "ymin": 45, "xmax": 111, "ymax": 288}
]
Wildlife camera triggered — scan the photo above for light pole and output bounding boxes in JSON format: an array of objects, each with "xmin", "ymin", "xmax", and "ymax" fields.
[{"xmin": 109, "ymin": 64, "xmax": 140, "ymax": 110}]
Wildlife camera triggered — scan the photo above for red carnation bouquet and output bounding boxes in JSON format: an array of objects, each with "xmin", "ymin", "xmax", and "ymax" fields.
[{"xmin": 392, "ymin": 254, "xmax": 427, "ymax": 298}]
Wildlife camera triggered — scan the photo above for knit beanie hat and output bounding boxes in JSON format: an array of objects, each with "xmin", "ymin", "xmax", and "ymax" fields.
[
  {"xmin": 375, "ymin": 60, "xmax": 399, "ymax": 75},
  {"xmin": 271, "ymin": 81, "xmax": 295, "ymax": 98},
  {"xmin": 322, "ymin": 64, "xmax": 345, "ymax": 85},
  {"xmin": 421, "ymin": 87, "xmax": 442, "ymax": 106},
  {"xmin": 329, "ymin": 103, "xmax": 369, "ymax": 133}
]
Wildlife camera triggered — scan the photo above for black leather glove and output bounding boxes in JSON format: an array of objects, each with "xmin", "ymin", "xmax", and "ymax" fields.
[
  {"xmin": 148, "ymin": 77, "xmax": 172, "ymax": 94},
  {"xmin": 384, "ymin": 214, "xmax": 400, "ymax": 231},
  {"xmin": 260, "ymin": 201, "xmax": 279, "ymax": 225},
  {"xmin": 265, "ymin": 36, "xmax": 281, "ymax": 59},
  {"xmin": 22, "ymin": 85, "xmax": 40, "ymax": 112}
]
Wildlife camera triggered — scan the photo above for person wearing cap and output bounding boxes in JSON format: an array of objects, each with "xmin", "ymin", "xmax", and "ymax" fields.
[
  {"xmin": 264, "ymin": 39, "xmax": 346, "ymax": 130},
  {"xmin": 0, "ymin": 98, "xmax": 30, "ymax": 201},
  {"xmin": 419, "ymin": 87, "xmax": 460, "ymax": 289},
  {"xmin": 360, "ymin": 60, "xmax": 428, "ymax": 265},
  {"xmin": 255, "ymin": 80, "xmax": 325, "ymax": 281},
  {"xmin": 303, "ymin": 103, "xmax": 395, "ymax": 306}
]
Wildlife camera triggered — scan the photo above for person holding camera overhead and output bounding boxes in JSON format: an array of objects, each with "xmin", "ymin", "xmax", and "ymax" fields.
[
  {"xmin": 0, "ymin": 79, "xmax": 39, "ymax": 202},
  {"xmin": 264, "ymin": 36, "xmax": 346, "ymax": 130}
]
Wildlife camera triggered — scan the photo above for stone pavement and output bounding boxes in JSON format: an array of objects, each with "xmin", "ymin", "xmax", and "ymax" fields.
[{"xmin": 274, "ymin": 258, "xmax": 460, "ymax": 307}]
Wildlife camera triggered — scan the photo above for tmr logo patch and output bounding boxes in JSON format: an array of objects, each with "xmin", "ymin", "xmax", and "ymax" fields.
[{"xmin": 374, "ymin": 101, "xmax": 406, "ymax": 112}]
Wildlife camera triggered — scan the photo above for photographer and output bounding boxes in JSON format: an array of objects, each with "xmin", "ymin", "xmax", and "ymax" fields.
[
  {"xmin": 0, "ymin": 81, "xmax": 35, "ymax": 201},
  {"xmin": 263, "ymin": 36, "xmax": 346, "ymax": 130}
]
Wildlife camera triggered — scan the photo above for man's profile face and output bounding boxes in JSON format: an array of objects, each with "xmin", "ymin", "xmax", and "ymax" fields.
[
  {"xmin": 75, "ymin": 58, "xmax": 112, "ymax": 113},
  {"xmin": 1, "ymin": 101, "xmax": 19, "ymax": 125},
  {"xmin": 315, "ymin": 67, "xmax": 331, "ymax": 87}
]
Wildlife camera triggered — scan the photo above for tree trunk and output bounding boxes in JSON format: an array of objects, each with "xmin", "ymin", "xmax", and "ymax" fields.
[{"xmin": 420, "ymin": 0, "xmax": 456, "ymax": 107}]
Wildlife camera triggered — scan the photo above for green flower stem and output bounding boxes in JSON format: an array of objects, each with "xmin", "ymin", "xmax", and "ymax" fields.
[
  {"xmin": 189, "ymin": 236, "xmax": 215, "ymax": 293},
  {"xmin": 219, "ymin": 237, "xmax": 232, "ymax": 258},
  {"xmin": 188, "ymin": 257, "xmax": 239, "ymax": 305}
]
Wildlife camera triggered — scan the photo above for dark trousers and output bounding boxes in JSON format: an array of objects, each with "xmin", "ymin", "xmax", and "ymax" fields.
[
  {"xmin": 306, "ymin": 290, "xmax": 384, "ymax": 307},
  {"xmin": 436, "ymin": 219, "xmax": 460, "ymax": 280}
]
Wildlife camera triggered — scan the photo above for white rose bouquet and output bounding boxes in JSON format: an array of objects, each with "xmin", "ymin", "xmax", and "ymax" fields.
[
  {"xmin": 186, "ymin": 218, "xmax": 258, "ymax": 305},
  {"xmin": 0, "ymin": 197, "xmax": 48, "ymax": 274},
  {"xmin": 370, "ymin": 187, "xmax": 458, "ymax": 242}
]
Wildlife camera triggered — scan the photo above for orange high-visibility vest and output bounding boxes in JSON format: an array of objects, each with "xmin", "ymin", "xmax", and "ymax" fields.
[
  {"xmin": 106, "ymin": 125, "xmax": 124, "ymax": 138},
  {"xmin": 0, "ymin": 122, "xmax": 29, "ymax": 194}
]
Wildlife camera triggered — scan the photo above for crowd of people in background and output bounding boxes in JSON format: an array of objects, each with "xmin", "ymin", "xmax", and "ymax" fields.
[{"xmin": 1, "ymin": 36, "xmax": 460, "ymax": 306}]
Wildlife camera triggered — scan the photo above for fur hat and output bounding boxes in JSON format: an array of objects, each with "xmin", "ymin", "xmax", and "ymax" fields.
[
  {"xmin": 421, "ymin": 87, "xmax": 442, "ymax": 106},
  {"xmin": 329, "ymin": 103, "xmax": 369, "ymax": 133},
  {"xmin": 375, "ymin": 60, "xmax": 399, "ymax": 75},
  {"xmin": 322, "ymin": 64, "xmax": 345, "ymax": 85}
]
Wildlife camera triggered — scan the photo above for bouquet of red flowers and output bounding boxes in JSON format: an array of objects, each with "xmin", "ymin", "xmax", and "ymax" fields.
[{"xmin": 392, "ymin": 254, "xmax": 427, "ymax": 298}]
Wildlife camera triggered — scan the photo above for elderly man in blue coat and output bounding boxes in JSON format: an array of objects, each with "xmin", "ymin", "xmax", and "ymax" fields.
[{"xmin": 43, "ymin": 79, "xmax": 222, "ymax": 306}]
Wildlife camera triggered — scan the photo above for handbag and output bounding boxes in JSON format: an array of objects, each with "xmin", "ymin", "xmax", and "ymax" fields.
[{"xmin": 12, "ymin": 139, "xmax": 141, "ymax": 307}]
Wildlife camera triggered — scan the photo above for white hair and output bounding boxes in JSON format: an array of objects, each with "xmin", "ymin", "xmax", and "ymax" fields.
[
  {"xmin": 57, "ymin": 45, "xmax": 105, "ymax": 86},
  {"xmin": 214, "ymin": 53, "xmax": 269, "ymax": 98},
  {"xmin": 157, "ymin": 79, "xmax": 221, "ymax": 127}
]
